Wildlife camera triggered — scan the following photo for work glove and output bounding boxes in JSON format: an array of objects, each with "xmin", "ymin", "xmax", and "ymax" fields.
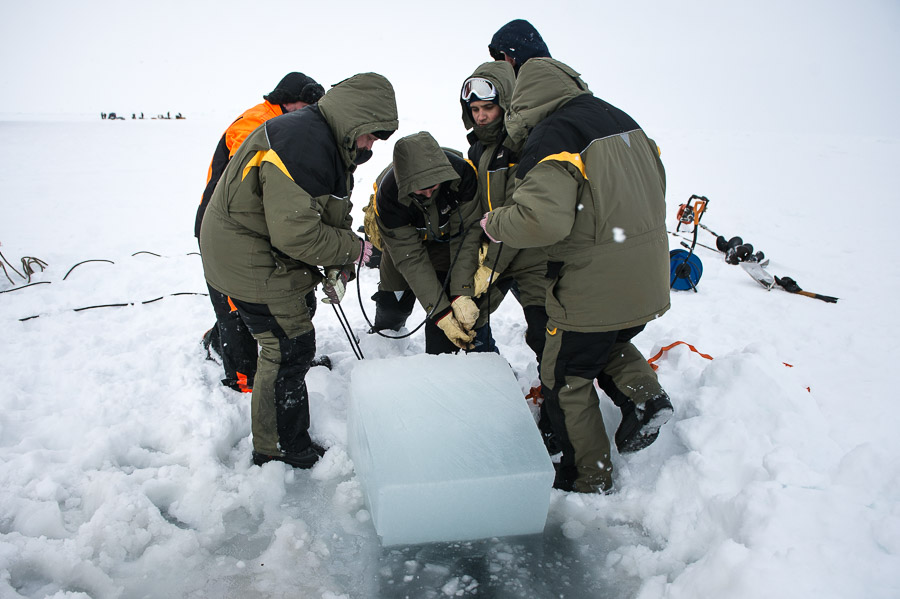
[
  {"xmin": 450, "ymin": 296, "xmax": 479, "ymax": 331},
  {"xmin": 321, "ymin": 268, "xmax": 350, "ymax": 304},
  {"xmin": 435, "ymin": 311, "xmax": 476, "ymax": 350},
  {"xmin": 480, "ymin": 212, "xmax": 500, "ymax": 243},
  {"xmin": 358, "ymin": 238, "xmax": 374, "ymax": 266},
  {"xmin": 473, "ymin": 265, "xmax": 497, "ymax": 297},
  {"xmin": 473, "ymin": 241, "xmax": 497, "ymax": 297}
]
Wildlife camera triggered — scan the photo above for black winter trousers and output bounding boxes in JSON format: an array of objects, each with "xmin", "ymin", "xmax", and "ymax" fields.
[
  {"xmin": 229, "ymin": 292, "xmax": 318, "ymax": 456},
  {"xmin": 206, "ymin": 284, "xmax": 258, "ymax": 392}
]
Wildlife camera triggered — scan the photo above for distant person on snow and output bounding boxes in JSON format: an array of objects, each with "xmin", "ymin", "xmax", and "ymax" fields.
[
  {"xmin": 200, "ymin": 72, "xmax": 398, "ymax": 468},
  {"xmin": 196, "ymin": 72, "xmax": 325, "ymax": 394},
  {"xmin": 481, "ymin": 58, "xmax": 674, "ymax": 493}
]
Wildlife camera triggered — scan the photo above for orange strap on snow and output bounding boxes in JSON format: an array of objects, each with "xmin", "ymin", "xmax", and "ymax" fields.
[
  {"xmin": 525, "ymin": 386, "xmax": 543, "ymax": 406},
  {"xmin": 647, "ymin": 342, "xmax": 810, "ymax": 392},
  {"xmin": 647, "ymin": 341, "xmax": 714, "ymax": 371}
]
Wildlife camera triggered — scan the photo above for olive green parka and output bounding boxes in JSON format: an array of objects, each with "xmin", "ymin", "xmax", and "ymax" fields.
[
  {"xmin": 200, "ymin": 73, "xmax": 398, "ymax": 304},
  {"xmin": 484, "ymin": 58, "xmax": 670, "ymax": 332}
]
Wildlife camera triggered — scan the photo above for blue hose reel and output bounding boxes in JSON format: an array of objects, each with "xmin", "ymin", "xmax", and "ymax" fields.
[{"xmin": 669, "ymin": 249, "xmax": 703, "ymax": 291}]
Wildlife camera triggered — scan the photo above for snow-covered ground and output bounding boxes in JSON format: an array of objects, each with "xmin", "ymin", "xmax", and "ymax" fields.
[{"xmin": 2, "ymin": 2, "xmax": 899, "ymax": 598}]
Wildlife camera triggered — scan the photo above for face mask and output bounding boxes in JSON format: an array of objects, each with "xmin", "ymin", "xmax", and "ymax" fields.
[
  {"xmin": 353, "ymin": 148, "xmax": 373, "ymax": 165},
  {"xmin": 473, "ymin": 118, "xmax": 505, "ymax": 146}
]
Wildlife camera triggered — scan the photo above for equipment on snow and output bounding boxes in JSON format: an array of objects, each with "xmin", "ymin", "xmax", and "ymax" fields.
[
  {"xmin": 675, "ymin": 195, "xmax": 708, "ymax": 233},
  {"xmin": 1, "ymin": 245, "xmax": 47, "ymax": 286},
  {"xmin": 669, "ymin": 249, "xmax": 703, "ymax": 291},
  {"xmin": 670, "ymin": 195, "xmax": 710, "ymax": 292},
  {"xmin": 775, "ymin": 276, "xmax": 839, "ymax": 303},
  {"xmin": 331, "ymin": 302, "xmax": 365, "ymax": 360},
  {"xmin": 683, "ymin": 220, "xmax": 768, "ymax": 265},
  {"xmin": 741, "ymin": 262, "xmax": 839, "ymax": 303},
  {"xmin": 740, "ymin": 261, "xmax": 775, "ymax": 289}
]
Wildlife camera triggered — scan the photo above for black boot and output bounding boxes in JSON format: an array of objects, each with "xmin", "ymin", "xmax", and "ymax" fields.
[
  {"xmin": 252, "ymin": 442, "xmax": 326, "ymax": 469},
  {"xmin": 201, "ymin": 325, "xmax": 221, "ymax": 361},
  {"xmin": 615, "ymin": 393, "xmax": 674, "ymax": 454}
]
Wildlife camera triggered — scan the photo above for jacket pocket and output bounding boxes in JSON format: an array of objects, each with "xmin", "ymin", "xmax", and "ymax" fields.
[
  {"xmin": 544, "ymin": 261, "xmax": 567, "ymax": 323},
  {"xmin": 264, "ymin": 252, "xmax": 315, "ymax": 295}
]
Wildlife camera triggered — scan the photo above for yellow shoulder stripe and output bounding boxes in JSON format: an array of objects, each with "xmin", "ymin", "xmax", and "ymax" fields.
[
  {"xmin": 538, "ymin": 151, "xmax": 588, "ymax": 180},
  {"xmin": 373, "ymin": 182, "xmax": 380, "ymax": 216},
  {"xmin": 242, "ymin": 150, "xmax": 294, "ymax": 182}
]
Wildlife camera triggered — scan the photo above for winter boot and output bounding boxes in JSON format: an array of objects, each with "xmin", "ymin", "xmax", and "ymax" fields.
[
  {"xmin": 201, "ymin": 325, "xmax": 222, "ymax": 361},
  {"xmin": 369, "ymin": 289, "xmax": 415, "ymax": 333},
  {"xmin": 615, "ymin": 393, "xmax": 674, "ymax": 454},
  {"xmin": 310, "ymin": 355, "xmax": 333, "ymax": 370},
  {"xmin": 552, "ymin": 462, "xmax": 578, "ymax": 492},
  {"xmin": 252, "ymin": 442, "xmax": 326, "ymax": 469}
]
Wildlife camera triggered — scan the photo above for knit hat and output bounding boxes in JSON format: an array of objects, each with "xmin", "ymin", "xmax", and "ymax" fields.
[
  {"xmin": 488, "ymin": 20, "xmax": 551, "ymax": 69},
  {"xmin": 264, "ymin": 72, "xmax": 325, "ymax": 105}
]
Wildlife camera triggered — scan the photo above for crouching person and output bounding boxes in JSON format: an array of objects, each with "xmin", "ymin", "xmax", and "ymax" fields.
[
  {"xmin": 482, "ymin": 58, "xmax": 673, "ymax": 493},
  {"xmin": 373, "ymin": 131, "xmax": 494, "ymax": 355},
  {"xmin": 200, "ymin": 73, "xmax": 398, "ymax": 468}
]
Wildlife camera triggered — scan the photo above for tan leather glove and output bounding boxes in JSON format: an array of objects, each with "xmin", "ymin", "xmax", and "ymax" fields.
[
  {"xmin": 450, "ymin": 296, "xmax": 479, "ymax": 331},
  {"xmin": 473, "ymin": 264, "xmax": 497, "ymax": 298},
  {"xmin": 436, "ymin": 312, "xmax": 476, "ymax": 350},
  {"xmin": 473, "ymin": 241, "xmax": 498, "ymax": 297}
]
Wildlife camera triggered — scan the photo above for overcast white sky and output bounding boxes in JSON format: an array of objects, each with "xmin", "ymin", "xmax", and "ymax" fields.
[{"xmin": 1, "ymin": 0, "xmax": 898, "ymax": 138}]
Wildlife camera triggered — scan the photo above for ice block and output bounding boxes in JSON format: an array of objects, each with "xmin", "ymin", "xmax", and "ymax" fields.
[{"xmin": 348, "ymin": 352, "xmax": 555, "ymax": 546}]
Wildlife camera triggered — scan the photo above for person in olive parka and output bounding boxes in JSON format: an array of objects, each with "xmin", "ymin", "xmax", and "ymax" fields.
[
  {"xmin": 372, "ymin": 131, "xmax": 492, "ymax": 354},
  {"xmin": 482, "ymin": 58, "xmax": 674, "ymax": 493},
  {"xmin": 200, "ymin": 72, "xmax": 398, "ymax": 469}
]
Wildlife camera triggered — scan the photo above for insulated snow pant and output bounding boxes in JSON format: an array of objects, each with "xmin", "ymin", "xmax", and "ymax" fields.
[
  {"xmin": 480, "ymin": 247, "xmax": 549, "ymax": 362},
  {"xmin": 372, "ymin": 246, "xmax": 415, "ymax": 332},
  {"xmin": 541, "ymin": 325, "xmax": 651, "ymax": 493},
  {"xmin": 229, "ymin": 291, "xmax": 318, "ymax": 457},
  {"xmin": 206, "ymin": 284, "xmax": 258, "ymax": 392},
  {"xmin": 371, "ymin": 289, "xmax": 416, "ymax": 332},
  {"xmin": 597, "ymin": 341, "xmax": 664, "ymax": 407}
]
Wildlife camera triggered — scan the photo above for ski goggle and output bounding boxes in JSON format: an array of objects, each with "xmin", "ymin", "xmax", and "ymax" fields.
[{"xmin": 460, "ymin": 77, "xmax": 497, "ymax": 102}]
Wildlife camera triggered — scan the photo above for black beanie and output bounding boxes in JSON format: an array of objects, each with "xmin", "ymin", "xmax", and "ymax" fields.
[
  {"xmin": 264, "ymin": 72, "xmax": 325, "ymax": 105},
  {"xmin": 488, "ymin": 19, "xmax": 551, "ymax": 67}
]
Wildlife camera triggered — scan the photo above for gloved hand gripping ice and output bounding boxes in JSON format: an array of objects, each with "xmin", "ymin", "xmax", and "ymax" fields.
[
  {"xmin": 450, "ymin": 296, "xmax": 479, "ymax": 331},
  {"xmin": 436, "ymin": 311, "xmax": 476, "ymax": 350}
]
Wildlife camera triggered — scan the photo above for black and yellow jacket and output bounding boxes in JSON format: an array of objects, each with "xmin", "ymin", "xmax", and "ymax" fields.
[
  {"xmin": 484, "ymin": 58, "xmax": 670, "ymax": 332},
  {"xmin": 200, "ymin": 73, "xmax": 398, "ymax": 304},
  {"xmin": 460, "ymin": 61, "xmax": 525, "ymax": 277},
  {"xmin": 373, "ymin": 132, "xmax": 481, "ymax": 318}
]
